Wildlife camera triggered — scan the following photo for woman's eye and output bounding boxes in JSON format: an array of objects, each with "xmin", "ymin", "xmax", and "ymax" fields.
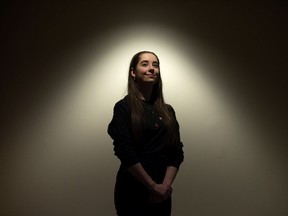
[{"xmin": 140, "ymin": 62, "xmax": 158, "ymax": 67}]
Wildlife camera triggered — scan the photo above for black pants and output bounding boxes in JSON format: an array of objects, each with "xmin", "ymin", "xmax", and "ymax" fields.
[{"xmin": 114, "ymin": 170, "xmax": 171, "ymax": 216}]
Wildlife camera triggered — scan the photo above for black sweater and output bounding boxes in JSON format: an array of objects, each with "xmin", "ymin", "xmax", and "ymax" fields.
[{"xmin": 108, "ymin": 97, "xmax": 184, "ymax": 181}]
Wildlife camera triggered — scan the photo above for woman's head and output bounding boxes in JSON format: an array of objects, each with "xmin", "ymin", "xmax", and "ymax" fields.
[
  {"xmin": 128, "ymin": 51, "xmax": 163, "ymax": 101},
  {"xmin": 130, "ymin": 52, "xmax": 160, "ymax": 84}
]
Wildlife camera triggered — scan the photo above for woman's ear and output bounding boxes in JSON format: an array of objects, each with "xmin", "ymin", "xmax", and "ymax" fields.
[{"xmin": 130, "ymin": 69, "xmax": 136, "ymax": 78}]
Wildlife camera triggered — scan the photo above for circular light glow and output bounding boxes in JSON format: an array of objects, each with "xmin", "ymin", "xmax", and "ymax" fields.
[{"xmin": 35, "ymin": 23, "xmax": 249, "ymax": 146}]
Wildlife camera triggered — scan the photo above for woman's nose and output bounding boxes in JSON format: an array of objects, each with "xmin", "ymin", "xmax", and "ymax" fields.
[{"xmin": 148, "ymin": 67, "xmax": 155, "ymax": 73}]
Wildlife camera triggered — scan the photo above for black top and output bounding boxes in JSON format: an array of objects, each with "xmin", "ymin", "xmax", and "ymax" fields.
[{"xmin": 108, "ymin": 96, "xmax": 184, "ymax": 181}]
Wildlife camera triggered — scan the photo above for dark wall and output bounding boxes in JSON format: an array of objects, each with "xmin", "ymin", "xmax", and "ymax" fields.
[{"xmin": 1, "ymin": 1, "xmax": 287, "ymax": 216}]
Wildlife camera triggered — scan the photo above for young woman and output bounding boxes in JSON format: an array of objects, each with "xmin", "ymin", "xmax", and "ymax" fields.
[{"xmin": 108, "ymin": 51, "xmax": 184, "ymax": 216}]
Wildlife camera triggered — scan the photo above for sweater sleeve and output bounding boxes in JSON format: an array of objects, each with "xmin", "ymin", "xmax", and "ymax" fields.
[
  {"xmin": 107, "ymin": 100, "xmax": 140, "ymax": 169},
  {"xmin": 167, "ymin": 105, "xmax": 184, "ymax": 168}
]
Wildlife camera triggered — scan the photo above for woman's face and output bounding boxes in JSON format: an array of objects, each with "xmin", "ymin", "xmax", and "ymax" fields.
[{"xmin": 131, "ymin": 53, "xmax": 160, "ymax": 84}]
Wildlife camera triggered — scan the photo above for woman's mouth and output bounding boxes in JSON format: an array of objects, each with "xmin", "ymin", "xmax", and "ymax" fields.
[{"xmin": 145, "ymin": 73, "xmax": 156, "ymax": 78}]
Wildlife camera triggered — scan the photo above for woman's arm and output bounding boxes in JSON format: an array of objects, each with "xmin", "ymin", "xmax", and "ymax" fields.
[
  {"xmin": 163, "ymin": 166, "xmax": 178, "ymax": 187},
  {"xmin": 127, "ymin": 163, "xmax": 155, "ymax": 189},
  {"xmin": 148, "ymin": 166, "xmax": 177, "ymax": 203},
  {"xmin": 108, "ymin": 101, "xmax": 140, "ymax": 169}
]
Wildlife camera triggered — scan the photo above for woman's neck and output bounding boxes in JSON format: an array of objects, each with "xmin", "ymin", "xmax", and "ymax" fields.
[{"xmin": 138, "ymin": 83, "xmax": 153, "ymax": 101}]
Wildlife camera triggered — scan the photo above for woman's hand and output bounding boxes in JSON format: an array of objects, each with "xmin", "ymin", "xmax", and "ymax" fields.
[{"xmin": 149, "ymin": 183, "xmax": 172, "ymax": 203}]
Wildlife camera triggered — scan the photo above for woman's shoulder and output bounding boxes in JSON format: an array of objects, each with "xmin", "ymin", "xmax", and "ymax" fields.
[
  {"xmin": 113, "ymin": 96, "xmax": 131, "ymax": 111},
  {"xmin": 115, "ymin": 95, "xmax": 128, "ymax": 105},
  {"xmin": 165, "ymin": 103, "xmax": 175, "ymax": 112},
  {"xmin": 165, "ymin": 103, "xmax": 178, "ymax": 119}
]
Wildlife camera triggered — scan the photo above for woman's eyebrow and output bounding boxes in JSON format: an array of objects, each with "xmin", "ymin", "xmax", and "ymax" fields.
[{"xmin": 139, "ymin": 60, "xmax": 159, "ymax": 64}]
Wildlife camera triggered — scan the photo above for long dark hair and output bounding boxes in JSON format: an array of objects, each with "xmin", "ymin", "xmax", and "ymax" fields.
[{"xmin": 127, "ymin": 51, "xmax": 178, "ymax": 146}]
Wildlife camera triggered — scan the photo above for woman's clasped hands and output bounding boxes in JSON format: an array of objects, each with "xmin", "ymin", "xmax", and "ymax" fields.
[{"xmin": 149, "ymin": 183, "xmax": 173, "ymax": 203}]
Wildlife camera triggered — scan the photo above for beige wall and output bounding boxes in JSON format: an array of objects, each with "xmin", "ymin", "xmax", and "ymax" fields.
[{"xmin": 1, "ymin": 1, "xmax": 287, "ymax": 216}]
